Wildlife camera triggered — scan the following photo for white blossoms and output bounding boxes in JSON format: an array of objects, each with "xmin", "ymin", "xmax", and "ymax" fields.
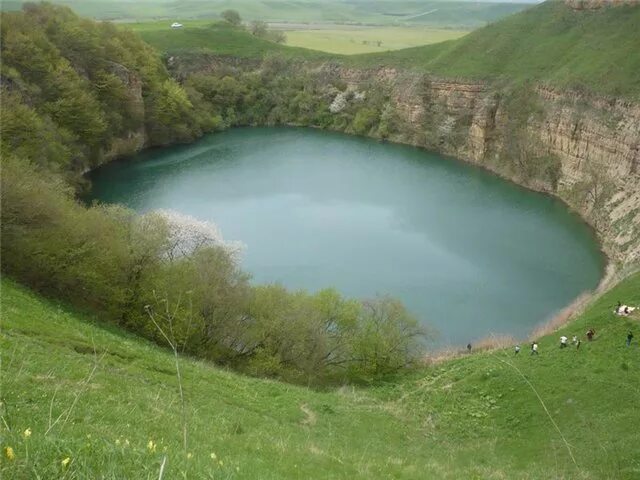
[{"xmin": 153, "ymin": 209, "xmax": 245, "ymax": 261}]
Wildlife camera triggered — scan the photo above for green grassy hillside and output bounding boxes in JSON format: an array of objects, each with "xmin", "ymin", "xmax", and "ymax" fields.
[
  {"xmin": 2, "ymin": 273, "xmax": 639, "ymax": 478},
  {"xmin": 128, "ymin": 20, "xmax": 332, "ymax": 59},
  {"xmin": 350, "ymin": 1, "xmax": 640, "ymax": 98}
]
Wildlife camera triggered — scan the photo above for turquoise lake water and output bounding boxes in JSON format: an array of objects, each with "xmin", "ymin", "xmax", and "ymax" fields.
[{"xmin": 88, "ymin": 127, "xmax": 604, "ymax": 344}]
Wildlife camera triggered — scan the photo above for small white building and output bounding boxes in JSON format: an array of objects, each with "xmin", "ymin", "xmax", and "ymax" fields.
[{"xmin": 171, "ymin": 22, "xmax": 183, "ymax": 29}]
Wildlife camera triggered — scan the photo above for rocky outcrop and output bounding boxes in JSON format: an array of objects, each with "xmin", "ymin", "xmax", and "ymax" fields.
[{"xmin": 565, "ymin": 0, "xmax": 639, "ymax": 10}]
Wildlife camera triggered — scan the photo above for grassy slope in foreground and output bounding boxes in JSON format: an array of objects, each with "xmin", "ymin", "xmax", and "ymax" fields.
[
  {"xmin": 2, "ymin": 274, "xmax": 639, "ymax": 479},
  {"xmin": 349, "ymin": 1, "xmax": 640, "ymax": 100}
]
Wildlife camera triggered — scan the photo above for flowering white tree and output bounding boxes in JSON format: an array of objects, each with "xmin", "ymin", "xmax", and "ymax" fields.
[
  {"xmin": 153, "ymin": 209, "xmax": 245, "ymax": 262},
  {"xmin": 329, "ymin": 91, "xmax": 348, "ymax": 113}
]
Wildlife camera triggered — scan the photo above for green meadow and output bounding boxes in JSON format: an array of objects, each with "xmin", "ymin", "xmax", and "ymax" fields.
[
  {"xmin": 282, "ymin": 26, "xmax": 467, "ymax": 54},
  {"xmin": 125, "ymin": 21, "xmax": 332, "ymax": 59},
  {"xmin": 2, "ymin": 273, "xmax": 639, "ymax": 478}
]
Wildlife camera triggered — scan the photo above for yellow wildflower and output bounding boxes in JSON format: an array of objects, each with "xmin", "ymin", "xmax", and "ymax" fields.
[
  {"xmin": 187, "ymin": 452, "xmax": 193, "ymax": 460},
  {"xmin": 4, "ymin": 446, "xmax": 15, "ymax": 461},
  {"xmin": 210, "ymin": 452, "xmax": 217, "ymax": 460},
  {"xmin": 61, "ymin": 457, "xmax": 71, "ymax": 468},
  {"xmin": 124, "ymin": 439, "xmax": 130, "ymax": 447},
  {"xmin": 23, "ymin": 428, "xmax": 32, "ymax": 439},
  {"xmin": 218, "ymin": 460, "xmax": 224, "ymax": 467},
  {"xmin": 115, "ymin": 438, "xmax": 121, "ymax": 446},
  {"xmin": 147, "ymin": 440, "xmax": 156, "ymax": 453}
]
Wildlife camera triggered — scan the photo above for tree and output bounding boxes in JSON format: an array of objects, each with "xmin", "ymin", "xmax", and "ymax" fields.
[
  {"xmin": 347, "ymin": 296, "xmax": 426, "ymax": 379},
  {"xmin": 221, "ymin": 9, "xmax": 241, "ymax": 26},
  {"xmin": 153, "ymin": 209, "xmax": 244, "ymax": 261},
  {"xmin": 269, "ymin": 31, "xmax": 286, "ymax": 44},
  {"xmin": 250, "ymin": 20, "xmax": 268, "ymax": 37}
]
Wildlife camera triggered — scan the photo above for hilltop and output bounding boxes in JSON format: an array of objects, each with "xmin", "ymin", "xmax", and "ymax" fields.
[
  {"xmin": 2, "ymin": 274, "xmax": 640, "ymax": 478},
  {"xmin": 348, "ymin": 1, "xmax": 640, "ymax": 98}
]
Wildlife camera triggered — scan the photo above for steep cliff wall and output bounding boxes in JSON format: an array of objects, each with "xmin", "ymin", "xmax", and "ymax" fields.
[{"xmin": 565, "ymin": 0, "xmax": 639, "ymax": 9}]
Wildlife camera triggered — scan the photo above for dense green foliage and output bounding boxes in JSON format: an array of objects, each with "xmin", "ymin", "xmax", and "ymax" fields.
[
  {"xmin": 174, "ymin": 54, "xmax": 400, "ymax": 139},
  {"xmin": 0, "ymin": 2, "xmax": 217, "ymax": 182},
  {"xmin": 350, "ymin": 2, "xmax": 640, "ymax": 99},
  {"xmin": 0, "ymin": 4, "xmax": 425, "ymax": 384},
  {"xmin": 2, "ymin": 273, "xmax": 639, "ymax": 478}
]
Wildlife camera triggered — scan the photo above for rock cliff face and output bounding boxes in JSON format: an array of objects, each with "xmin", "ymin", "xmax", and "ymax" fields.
[
  {"xmin": 565, "ymin": 0, "xmax": 639, "ymax": 10},
  {"xmin": 170, "ymin": 56, "xmax": 640, "ymax": 266}
]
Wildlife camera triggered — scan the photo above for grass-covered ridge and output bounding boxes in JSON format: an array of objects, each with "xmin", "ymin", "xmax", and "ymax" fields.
[
  {"xmin": 2, "ymin": 274, "xmax": 639, "ymax": 478},
  {"xmin": 349, "ymin": 1, "xmax": 640, "ymax": 98},
  {"xmin": 128, "ymin": 20, "xmax": 333, "ymax": 60}
]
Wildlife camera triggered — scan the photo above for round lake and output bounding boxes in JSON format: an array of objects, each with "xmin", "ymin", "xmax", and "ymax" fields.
[{"xmin": 88, "ymin": 127, "xmax": 604, "ymax": 345}]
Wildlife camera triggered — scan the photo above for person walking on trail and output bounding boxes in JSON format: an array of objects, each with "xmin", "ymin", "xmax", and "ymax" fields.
[
  {"xmin": 515, "ymin": 345, "xmax": 521, "ymax": 355},
  {"xmin": 467, "ymin": 343, "xmax": 472, "ymax": 353},
  {"xmin": 627, "ymin": 331, "xmax": 634, "ymax": 347},
  {"xmin": 560, "ymin": 335, "xmax": 568, "ymax": 348},
  {"xmin": 531, "ymin": 342, "xmax": 539, "ymax": 355}
]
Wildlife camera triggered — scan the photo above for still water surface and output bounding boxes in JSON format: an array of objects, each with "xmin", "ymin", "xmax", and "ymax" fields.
[{"xmin": 88, "ymin": 127, "xmax": 604, "ymax": 344}]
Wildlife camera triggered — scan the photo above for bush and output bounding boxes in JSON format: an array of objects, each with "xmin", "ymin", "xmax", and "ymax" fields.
[{"xmin": 221, "ymin": 9, "xmax": 242, "ymax": 26}]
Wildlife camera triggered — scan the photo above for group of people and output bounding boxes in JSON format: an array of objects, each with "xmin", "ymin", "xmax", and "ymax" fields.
[
  {"xmin": 511, "ymin": 327, "xmax": 635, "ymax": 356},
  {"xmin": 515, "ymin": 332, "xmax": 588, "ymax": 356},
  {"xmin": 467, "ymin": 300, "xmax": 636, "ymax": 357}
]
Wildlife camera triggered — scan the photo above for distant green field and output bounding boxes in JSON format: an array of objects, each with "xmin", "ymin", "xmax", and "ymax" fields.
[
  {"xmin": 125, "ymin": 21, "xmax": 333, "ymax": 59},
  {"xmin": 2, "ymin": 0, "xmax": 531, "ymax": 27},
  {"xmin": 283, "ymin": 26, "xmax": 467, "ymax": 54},
  {"xmin": 2, "ymin": 271, "xmax": 640, "ymax": 478}
]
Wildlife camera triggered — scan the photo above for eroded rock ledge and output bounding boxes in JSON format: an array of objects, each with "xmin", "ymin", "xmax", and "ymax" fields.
[{"xmin": 565, "ymin": 0, "xmax": 639, "ymax": 10}]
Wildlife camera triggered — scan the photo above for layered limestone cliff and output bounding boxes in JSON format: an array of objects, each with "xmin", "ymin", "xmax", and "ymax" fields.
[{"xmin": 565, "ymin": 0, "xmax": 639, "ymax": 10}]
